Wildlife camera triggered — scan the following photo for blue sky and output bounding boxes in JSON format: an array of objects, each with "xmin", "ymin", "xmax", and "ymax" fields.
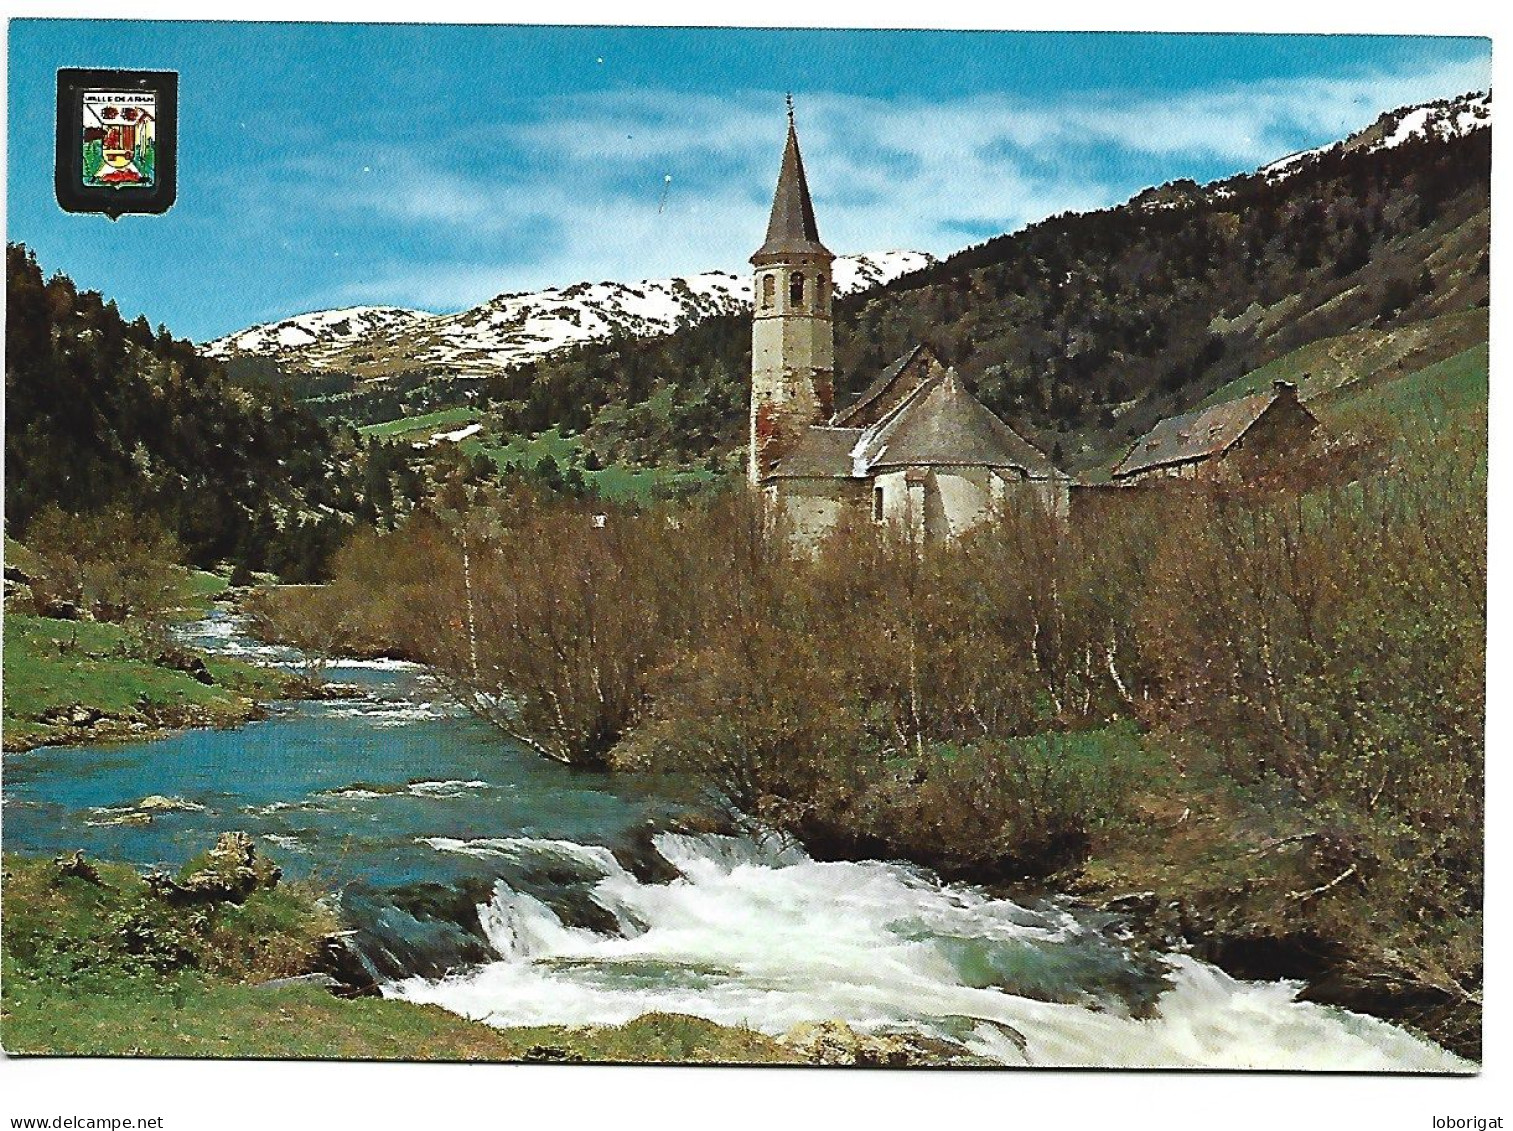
[{"xmin": 6, "ymin": 22, "xmax": 1491, "ymax": 341}]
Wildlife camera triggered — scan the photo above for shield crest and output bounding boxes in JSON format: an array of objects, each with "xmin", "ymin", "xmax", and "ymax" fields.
[{"xmin": 81, "ymin": 90, "xmax": 156, "ymax": 189}]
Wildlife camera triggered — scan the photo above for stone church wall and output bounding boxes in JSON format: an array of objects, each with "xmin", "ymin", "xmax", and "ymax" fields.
[{"xmin": 769, "ymin": 479, "xmax": 869, "ymax": 544}]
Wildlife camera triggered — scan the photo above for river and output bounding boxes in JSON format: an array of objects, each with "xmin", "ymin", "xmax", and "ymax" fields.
[{"xmin": 0, "ymin": 609, "xmax": 1471, "ymax": 1071}]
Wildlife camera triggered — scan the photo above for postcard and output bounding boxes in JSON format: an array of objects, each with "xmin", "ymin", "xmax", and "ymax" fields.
[{"xmin": 1, "ymin": 18, "xmax": 1490, "ymax": 1089}]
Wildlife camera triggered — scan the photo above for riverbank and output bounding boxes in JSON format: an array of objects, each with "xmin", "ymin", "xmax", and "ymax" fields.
[
  {"xmin": 242, "ymin": 594, "xmax": 1480, "ymax": 1061},
  {"xmin": 779, "ymin": 727, "xmax": 1479, "ymax": 1063},
  {"xmin": 0, "ymin": 850, "xmax": 799, "ymax": 1064},
  {"xmin": 2, "ymin": 614, "xmax": 294, "ymax": 753},
  {"xmin": 1057, "ymin": 767, "xmax": 1483, "ymax": 1064}
]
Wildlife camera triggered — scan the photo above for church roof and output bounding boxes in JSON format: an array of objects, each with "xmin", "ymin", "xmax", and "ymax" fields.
[
  {"xmin": 751, "ymin": 117, "xmax": 833, "ymax": 263},
  {"xmin": 765, "ymin": 426, "xmax": 863, "ymax": 479},
  {"xmin": 766, "ymin": 364, "xmax": 1063, "ymax": 482},
  {"xmin": 832, "ymin": 344, "xmax": 937, "ymax": 427},
  {"xmin": 860, "ymin": 369, "xmax": 1064, "ymax": 478},
  {"xmin": 1111, "ymin": 383, "xmax": 1312, "ymax": 479}
]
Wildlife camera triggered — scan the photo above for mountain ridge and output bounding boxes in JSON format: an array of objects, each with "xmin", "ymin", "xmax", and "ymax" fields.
[
  {"xmin": 206, "ymin": 250, "xmax": 935, "ymax": 380},
  {"xmin": 466, "ymin": 89, "xmax": 1489, "ymax": 473}
]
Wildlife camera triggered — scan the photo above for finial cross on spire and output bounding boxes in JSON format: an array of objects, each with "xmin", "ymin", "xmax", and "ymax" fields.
[{"xmin": 786, "ymin": 92, "xmax": 795, "ymax": 126}]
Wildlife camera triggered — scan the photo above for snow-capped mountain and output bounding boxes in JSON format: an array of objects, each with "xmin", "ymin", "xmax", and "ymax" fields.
[
  {"xmin": 206, "ymin": 250, "xmax": 934, "ymax": 380},
  {"xmin": 208, "ymin": 305, "xmax": 433, "ymax": 361},
  {"xmin": 1127, "ymin": 90, "xmax": 1491, "ymax": 217},
  {"xmin": 1259, "ymin": 90, "xmax": 1491, "ymax": 181}
]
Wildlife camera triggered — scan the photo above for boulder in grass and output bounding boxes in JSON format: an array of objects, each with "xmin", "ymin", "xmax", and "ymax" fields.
[
  {"xmin": 53, "ymin": 850, "xmax": 105, "ymax": 886},
  {"xmin": 150, "ymin": 832, "xmax": 282, "ymax": 905}
]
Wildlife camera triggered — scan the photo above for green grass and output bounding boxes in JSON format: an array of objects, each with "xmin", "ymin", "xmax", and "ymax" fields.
[
  {"xmin": 1198, "ymin": 308, "xmax": 1489, "ymax": 411},
  {"xmin": 462, "ymin": 424, "xmax": 582, "ymax": 467},
  {"xmin": 463, "ymin": 426, "xmax": 724, "ymax": 504},
  {"xmin": 1, "ymin": 615, "xmax": 285, "ymax": 750},
  {"xmin": 361, "ymin": 413, "xmax": 726, "ymax": 503},
  {"xmin": 3, "ymin": 973, "xmax": 797, "ymax": 1061},
  {"xmin": 580, "ymin": 463, "xmax": 722, "ymax": 504},
  {"xmin": 172, "ymin": 569, "xmax": 230, "ymax": 620},
  {"xmin": 0, "ymin": 852, "xmax": 796, "ymax": 1062},
  {"xmin": 1317, "ymin": 342, "xmax": 1488, "ymax": 434},
  {"xmin": 358, "ymin": 406, "xmax": 477, "ymax": 440}
]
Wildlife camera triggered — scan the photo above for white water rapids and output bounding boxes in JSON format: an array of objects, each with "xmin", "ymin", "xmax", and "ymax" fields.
[{"xmin": 388, "ymin": 831, "xmax": 1470, "ymax": 1070}]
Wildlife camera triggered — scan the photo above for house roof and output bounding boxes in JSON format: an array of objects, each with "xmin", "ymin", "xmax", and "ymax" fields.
[
  {"xmin": 765, "ymin": 426, "xmax": 864, "ymax": 479},
  {"xmin": 750, "ymin": 119, "xmax": 832, "ymax": 263},
  {"xmin": 832, "ymin": 344, "xmax": 935, "ymax": 427},
  {"xmin": 859, "ymin": 369, "xmax": 1063, "ymax": 478},
  {"xmin": 1111, "ymin": 385, "xmax": 1309, "ymax": 479}
]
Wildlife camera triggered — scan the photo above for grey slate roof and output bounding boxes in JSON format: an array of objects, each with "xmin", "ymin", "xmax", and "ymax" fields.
[
  {"xmin": 767, "ymin": 364, "xmax": 1062, "ymax": 482},
  {"xmin": 765, "ymin": 426, "xmax": 864, "ymax": 479},
  {"xmin": 832, "ymin": 344, "xmax": 934, "ymax": 427},
  {"xmin": 1111, "ymin": 385, "xmax": 1310, "ymax": 479},
  {"xmin": 860, "ymin": 370, "xmax": 1063, "ymax": 478},
  {"xmin": 751, "ymin": 120, "xmax": 833, "ymax": 263}
]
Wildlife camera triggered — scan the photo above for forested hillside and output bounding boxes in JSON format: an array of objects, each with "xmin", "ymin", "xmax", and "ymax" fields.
[
  {"xmin": 4, "ymin": 245, "xmax": 431, "ymax": 579},
  {"xmin": 470, "ymin": 103, "xmax": 1489, "ymax": 473}
]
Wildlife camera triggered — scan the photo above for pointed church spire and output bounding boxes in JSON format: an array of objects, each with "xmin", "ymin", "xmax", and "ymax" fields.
[{"xmin": 751, "ymin": 102, "xmax": 832, "ymax": 263}]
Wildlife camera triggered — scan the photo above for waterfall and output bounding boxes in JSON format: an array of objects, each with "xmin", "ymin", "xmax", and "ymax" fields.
[{"xmin": 390, "ymin": 831, "xmax": 1470, "ymax": 1071}]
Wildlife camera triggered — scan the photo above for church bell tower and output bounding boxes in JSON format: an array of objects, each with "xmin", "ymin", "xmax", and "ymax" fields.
[{"xmin": 749, "ymin": 100, "xmax": 835, "ymax": 484}]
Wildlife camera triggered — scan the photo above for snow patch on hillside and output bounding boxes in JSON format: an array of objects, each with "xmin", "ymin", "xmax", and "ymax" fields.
[
  {"xmin": 205, "ymin": 250, "xmax": 935, "ymax": 379},
  {"xmin": 211, "ymin": 306, "xmax": 433, "ymax": 358},
  {"xmin": 1260, "ymin": 90, "xmax": 1490, "ymax": 181}
]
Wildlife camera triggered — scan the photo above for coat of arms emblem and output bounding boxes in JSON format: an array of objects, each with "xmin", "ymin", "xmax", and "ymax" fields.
[
  {"xmin": 81, "ymin": 90, "xmax": 157, "ymax": 189},
  {"xmin": 56, "ymin": 68, "xmax": 176, "ymax": 217}
]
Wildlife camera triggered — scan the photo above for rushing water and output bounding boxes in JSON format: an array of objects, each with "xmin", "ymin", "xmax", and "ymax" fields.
[{"xmin": 1, "ymin": 609, "xmax": 1472, "ymax": 1070}]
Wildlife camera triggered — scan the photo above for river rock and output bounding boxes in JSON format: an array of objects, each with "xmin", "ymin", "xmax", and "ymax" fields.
[
  {"xmin": 779, "ymin": 1020, "xmax": 999, "ymax": 1066},
  {"xmin": 153, "ymin": 647, "xmax": 215, "ymax": 685},
  {"xmin": 253, "ymin": 973, "xmax": 342, "ymax": 992},
  {"xmin": 41, "ymin": 703, "xmax": 103, "ymax": 727},
  {"xmin": 315, "ymin": 932, "xmax": 383, "ymax": 998},
  {"xmin": 521, "ymin": 1044, "xmax": 587, "ymax": 1063},
  {"xmin": 1100, "ymin": 890, "xmax": 1159, "ymax": 917},
  {"xmin": 53, "ymin": 850, "xmax": 104, "ymax": 885},
  {"xmin": 41, "ymin": 598, "xmax": 81, "ymax": 620},
  {"xmin": 88, "ymin": 809, "xmax": 154, "ymax": 827},
  {"xmin": 149, "ymin": 831, "xmax": 282, "ymax": 905},
  {"xmin": 780, "ymin": 1020, "xmax": 914, "ymax": 1066},
  {"xmin": 137, "ymin": 794, "xmax": 206, "ymax": 813}
]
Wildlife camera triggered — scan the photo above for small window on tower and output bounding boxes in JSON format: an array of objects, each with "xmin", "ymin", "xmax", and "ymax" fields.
[
  {"xmin": 790, "ymin": 272, "xmax": 805, "ymax": 307},
  {"xmin": 761, "ymin": 273, "xmax": 775, "ymax": 308},
  {"xmin": 873, "ymin": 485, "xmax": 885, "ymax": 521}
]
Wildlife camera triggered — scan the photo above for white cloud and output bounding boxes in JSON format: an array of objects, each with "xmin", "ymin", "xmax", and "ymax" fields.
[{"xmin": 290, "ymin": 52, "xmax": 1491, "ymax": 312}]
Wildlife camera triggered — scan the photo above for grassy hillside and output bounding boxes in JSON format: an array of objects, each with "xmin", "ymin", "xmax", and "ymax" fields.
[
  {"xmin": 1319, "ymin": 341, "xmax": 1488, "ymax": 433},
  {"xmin": 1198, "ymin": 307, "xmax": 1488, "ymax": 411},
  {"xmin": 358, "ymin": 405, "xmax": 477, "ymax": 441},
  {"xmin": 460, "ymin": 426, "xmax": 723, "ymax": 504},
  {"xmin": 2, "ymin": 615, "xmax": 287, "ymax": 751}
]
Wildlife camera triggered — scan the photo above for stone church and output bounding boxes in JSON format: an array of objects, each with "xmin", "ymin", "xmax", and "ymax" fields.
[{"xmin": 749, "ymin": 110, "xmax": 1068, "ymax": 543}]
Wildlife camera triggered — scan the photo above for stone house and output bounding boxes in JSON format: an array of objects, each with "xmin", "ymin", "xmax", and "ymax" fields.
[
  {"xmin": 1110, "ymin": 380, "xmax": 1320, "ymax": 485},
  {"xmin": 749, "ymin": 109, "xmax": 1067, "ymax": 543}
]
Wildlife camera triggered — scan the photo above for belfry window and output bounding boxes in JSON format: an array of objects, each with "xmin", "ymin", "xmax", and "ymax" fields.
[
  {"xmin": 815, "ymin": 274, "xmax": 828, "ymax": 311},
  {"xmin": 790, "ymin": 272, "xmax": 806, "ymax": 308},
  {"xmin": 761, "ymin": 274, "xmax": 775, "ymax": 308}
]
